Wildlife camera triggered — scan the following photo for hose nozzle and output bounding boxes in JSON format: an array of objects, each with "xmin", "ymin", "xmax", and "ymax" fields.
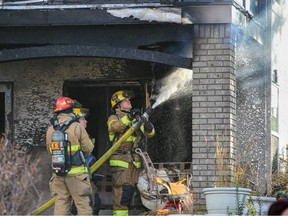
[{"xmin": 141, "ymin": 107, "xmax": 154, "ymax": 123}]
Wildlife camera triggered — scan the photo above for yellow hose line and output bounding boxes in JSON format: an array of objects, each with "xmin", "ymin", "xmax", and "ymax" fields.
[
  {"xmin": 29, "ymin": 125, "xmax": 137, "ymax": 215},
  {"xmin": 29, "ymin": 197, "xmax": 56, "ymax": 215},
  {"xmin": 90, "ymin": 126, "xmax": 136, "ymax": 173}
]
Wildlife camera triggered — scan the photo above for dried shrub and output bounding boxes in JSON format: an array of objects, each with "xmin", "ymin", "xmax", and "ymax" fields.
[
  {"xmin": 215, "ymin": 136, "xmax": 230, "ymax": 187},
  {"xmin": 271, "ymin": 159, "xmax": 288, "ymax": 198},
  {"xmin": 211, "ymin": 134, "xmax": 232, "ymax": 187},
  {"xmin": 0, "ymin": 133, "xmax": 43, "ymax": 215},
  {"xmin": 212, "ymin": 134, "xmax": 255, "ymax": 189}
]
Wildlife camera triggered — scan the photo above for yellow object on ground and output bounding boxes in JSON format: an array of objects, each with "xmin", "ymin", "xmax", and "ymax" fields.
[{"xmin": 169, "ymin": 178, "xmax": 188, "ymax": 195}]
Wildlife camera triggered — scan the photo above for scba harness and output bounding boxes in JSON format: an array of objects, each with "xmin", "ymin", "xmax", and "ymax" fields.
[{"xmin": 50, "ymin": 118, "xmax": 75, "ymax": 176}]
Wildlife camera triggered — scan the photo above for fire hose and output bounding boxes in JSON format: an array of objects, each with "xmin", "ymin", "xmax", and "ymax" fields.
[{"xmin": 29, "ymin": 107, "xmax": 154, "ymax": 215}]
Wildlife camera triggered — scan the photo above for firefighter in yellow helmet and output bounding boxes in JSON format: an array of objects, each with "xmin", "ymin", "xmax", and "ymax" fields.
[
  {"xmin": 46, "ymin": 96, "xmax": 94, "ymax": 215},
  {"xmin": 107, "ymin": 90, "xmax": 155, "ymax": 216}
]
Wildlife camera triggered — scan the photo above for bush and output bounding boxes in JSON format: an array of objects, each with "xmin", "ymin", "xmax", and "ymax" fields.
[{"xmin": 0, "ymin": 133, "xmax": 43, "ymax": 215}]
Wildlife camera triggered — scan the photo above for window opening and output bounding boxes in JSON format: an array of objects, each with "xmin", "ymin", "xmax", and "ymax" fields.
[{"xmin": 271, "ymin": 84, "xmax": 279, "ymax": 133}]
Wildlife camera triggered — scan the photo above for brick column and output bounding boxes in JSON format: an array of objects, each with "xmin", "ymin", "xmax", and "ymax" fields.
[{"xmin": 191, "ymin": 24, "xmax": 237, "ymax": 209}]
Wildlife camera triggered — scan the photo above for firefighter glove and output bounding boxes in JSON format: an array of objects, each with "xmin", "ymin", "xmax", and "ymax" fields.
[
  {"xmin": 128, "ymin": 108, "xmax": 141, "ymax": 120},
  {"xmin": 144, "ymin": 122, "xmax": 154, "ymax": 133}
]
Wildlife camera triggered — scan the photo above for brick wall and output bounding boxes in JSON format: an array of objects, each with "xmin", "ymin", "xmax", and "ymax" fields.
[{"xmin": 191, "ymin": 24, "xmax": 237, "ymax": 209}]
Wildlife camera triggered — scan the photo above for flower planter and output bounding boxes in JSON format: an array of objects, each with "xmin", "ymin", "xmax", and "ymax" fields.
[
  {"xmin": 248, "ymin": 196, "xmax": 276, "ymax": 215},
  {"xmin": 203, "ymin": 187, "xmax": 252, "ymax": 215}
]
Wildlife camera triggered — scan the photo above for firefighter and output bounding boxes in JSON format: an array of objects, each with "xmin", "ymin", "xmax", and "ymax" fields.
[
  {"xmin": 46, "ymin": 96, "xmax": 94, "ymax": 215},
  {"xmin": 73, "ymin": 107, "xmax": 89, "ymax": 129},
  {"xmin": 107, "ymin": 90, "xmax": 155, "ymax": 216},
  {"xmin": 72, "ymin": 106, "xmax": 102, "ymax": 215}
]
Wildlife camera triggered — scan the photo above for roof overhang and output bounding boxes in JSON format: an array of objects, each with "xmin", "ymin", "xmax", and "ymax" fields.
[{"xmin": 0, "ymin": 45, "xmax": 193, "ymax": 69}]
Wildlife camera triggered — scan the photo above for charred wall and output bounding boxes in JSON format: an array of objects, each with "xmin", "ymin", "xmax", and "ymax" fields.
[
  {"xmin": 0, "ymin": 56, "xmax": 193, "ymax": 164},
  {"xmin": 0, "ymin": 57, "xmax": 153, "ymax": 147}
]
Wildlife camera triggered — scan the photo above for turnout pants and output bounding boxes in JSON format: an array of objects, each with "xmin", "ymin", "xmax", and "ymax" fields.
[
  {"xmin": 111, "ymin": 162, "xmax": 139, "ymax": 216},
  {"xmin": 49, "ymin": 173, "xmax": 93, "ymax": 215}
]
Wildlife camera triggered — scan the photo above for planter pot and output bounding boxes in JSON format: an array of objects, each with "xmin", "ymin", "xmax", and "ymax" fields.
[
  {"xmin": 203, "ymin": 187, "xmax": 252, "ymax": 215},
  {"xmin": 247, "ymin": 196, "xmax": 276, "ymax": 215}
]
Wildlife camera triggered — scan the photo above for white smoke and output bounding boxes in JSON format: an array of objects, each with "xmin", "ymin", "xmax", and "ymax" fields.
[{"xmin": 152, "ymin": 68, "xmax": 193, "ymax": 108}]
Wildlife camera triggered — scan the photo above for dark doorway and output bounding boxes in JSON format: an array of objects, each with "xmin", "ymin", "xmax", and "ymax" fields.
[
  {"xmin": 63, "ymin": 77, "xmax": 192, "ymax": 163},
  {"xmin": 0, "ymin": 92, "xmax": 4, "ymax": 134},
  {"xmin": 0, "ymin": 83, "xmax": 13, "ymax": 141},
  {"xmin": 64, "ymin": 81, "xmax": 147, "ymax": 159}
]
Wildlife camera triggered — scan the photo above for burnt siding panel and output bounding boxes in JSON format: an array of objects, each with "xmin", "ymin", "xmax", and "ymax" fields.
[
  {"xmin": 0, "ymin": 25, "xmax": 193, "ymax": 48},
  {"xmin": 0, "ymin": 10, "xmax": 49, "ymax": 26},
  {"xmin": 0, "ymin": 9, "xmax": 153, "ymax": 26},
  {"xmin": 0, "ymin": 24, "xmax": 193, "ymax": 68},
  {"xmin": 0, "ymin": 45, "xmax": 192, "ymax": 68}
]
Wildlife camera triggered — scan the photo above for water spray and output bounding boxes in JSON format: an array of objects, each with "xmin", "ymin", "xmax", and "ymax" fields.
[{"xmin": 151, "ymin": 68, "xmax": 193, "ymax": 109}]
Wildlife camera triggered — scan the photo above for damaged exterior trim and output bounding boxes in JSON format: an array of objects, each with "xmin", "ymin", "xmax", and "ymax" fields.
[
  {"xmin": 107, "ymin": 8, "xmax": 182, "ymax": 23},
  {"xmin": 0, "ymin": 45, "xmax": 193, "ymax": 69}
]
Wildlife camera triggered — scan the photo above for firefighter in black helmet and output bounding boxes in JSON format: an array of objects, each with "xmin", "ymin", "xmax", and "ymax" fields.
[
  {"xmin": 107, "ymin": 90, "xmax": 155, "ymax": 216},
  {"xmin": 71, "ymin": 106, "xmax": 102, "ymax": 215}
]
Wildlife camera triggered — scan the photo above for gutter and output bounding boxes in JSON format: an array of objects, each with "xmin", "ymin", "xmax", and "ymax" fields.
[
  {"xmin": 1, "ymin": 2, "xmax": 172, "ymax": 10},
  {"xmin": 232, "ymin": 0, "xmax": 255, "ymax": 20},
  {"xmin": 1, "ymin": 0, "xmax": 48, "ymax": 5}
]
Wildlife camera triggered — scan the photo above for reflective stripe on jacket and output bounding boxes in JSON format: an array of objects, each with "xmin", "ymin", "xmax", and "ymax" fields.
[
  {"xmin": 107, "ymin": 109, "xmax": 154, "ymax": 169},
  {"xmin": 69, "ymin": 165, "xmax": 89, "ymax": 174}
]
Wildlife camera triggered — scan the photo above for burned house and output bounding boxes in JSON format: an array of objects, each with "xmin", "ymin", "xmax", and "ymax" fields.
[{"xmin": 0, "ymin": 0, "xmax": 286, "ymax": 212}]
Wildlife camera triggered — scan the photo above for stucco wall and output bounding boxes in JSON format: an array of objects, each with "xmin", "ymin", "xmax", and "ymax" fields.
[{"xmin": 0, "ymin": 57, "xmax": 150, "ymax": 147}]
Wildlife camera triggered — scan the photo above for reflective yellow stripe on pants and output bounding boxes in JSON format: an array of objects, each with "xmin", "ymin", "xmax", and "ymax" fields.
[
  {"xmin": 109, "ymin": 160, "xmax": 129, "ymax": 168},
  {"xmin": 113, "ymin": 209, "xmax": 129, "ymax": 216},
  {"xmin": 110, "ymin": 160, "xmax": 142, "ymax": 169}
]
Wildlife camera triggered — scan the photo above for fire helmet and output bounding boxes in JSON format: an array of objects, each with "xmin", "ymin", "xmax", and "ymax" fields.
[
  {"xmin": 111, "ymin": 90, "xmax": 134, "ymax": 108},
  {"xmin": 54, "ymin": 96, "xmax": 74, "ymax": 113},
  {"xmin": 74, "ymin": 107, "xmax": 89, "ymax": 118}
]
